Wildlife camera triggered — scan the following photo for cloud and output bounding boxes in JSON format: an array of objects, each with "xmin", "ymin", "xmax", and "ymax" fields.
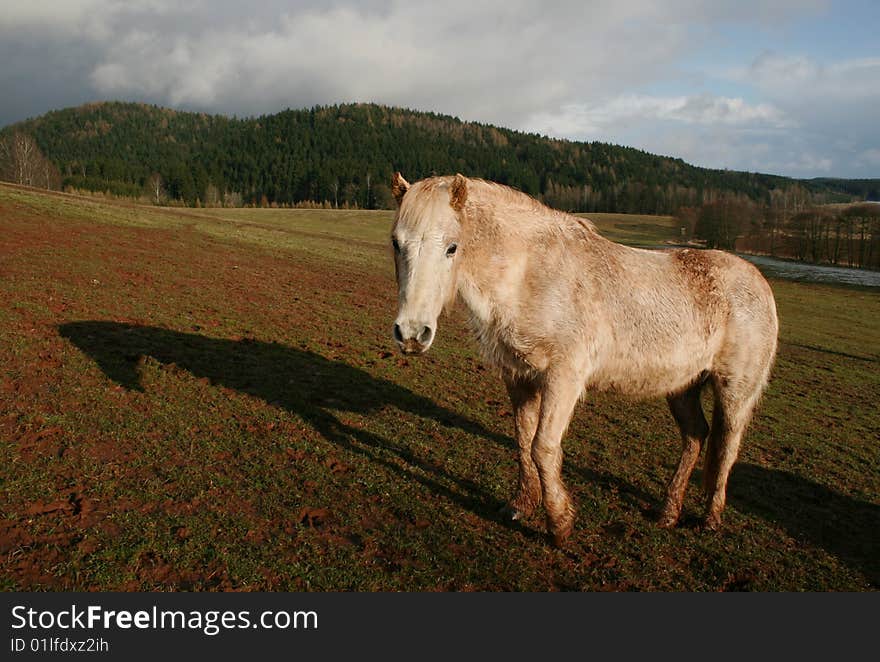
[
  {"xmin": 76, "ymin": 1, "xmax": 691, "ymax": 124},
  {"xmin": 4, "ymin": 1, "xmax": 785, "ymax": 124},
  {"xmin": 525, "ymin": 93, "xmax": 812, "ymax": 173},
  {"xmin": 747, "ymin": 53, "xmax": 880, "ymax": 100},
  {"xmin": 0, "ymin": 0, "xmax": 875, "ymax": 177},
  {"xmin": 524, "ymin": 91, "xmax": 854, "ymax": 177},
  {"xmin": 860, "ymin": 148, "xmax": 880, "ymax": 168},
  {"xmin": 0, "ymin": 0, "xmax": 189, "ymax": 40},
  {"xmin": 731, "ymin": 53, "xmax": 880, "ymax": 175},
  {"xmin": 525, "ymin": 47, "xmax": 880, "ymax": 177},
  {"xmin": 528, "ymin": 94, "xmax": 791, "ymax": 136}
]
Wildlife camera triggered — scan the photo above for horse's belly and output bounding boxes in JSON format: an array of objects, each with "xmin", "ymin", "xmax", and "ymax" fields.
[{"xmin": 589, "ymin": 343, "xmax": 713, "ymax": 397}]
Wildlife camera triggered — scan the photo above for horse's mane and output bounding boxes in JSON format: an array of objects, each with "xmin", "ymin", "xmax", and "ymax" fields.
[{"xmin": 406, "ymin": 176, "xmax": 597, "ymax": 236}]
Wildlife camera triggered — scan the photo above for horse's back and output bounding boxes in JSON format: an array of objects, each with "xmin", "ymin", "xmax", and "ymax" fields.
[
  {"xmin": 587, "ymin": 245, "xmax": 777, "ymax": 397},
  {"xmin": 666, "ymin": 247, "xmax": 776, "ymax": 328}
]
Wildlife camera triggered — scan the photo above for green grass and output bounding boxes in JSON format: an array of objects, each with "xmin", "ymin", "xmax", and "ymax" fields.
[
  {"xmin": 0, "ymin": 185, "xmax": 877, "ymax": 591},
  {"xmin": 578, "ymin": 212, "xmax": 682, "ymax": 246}
]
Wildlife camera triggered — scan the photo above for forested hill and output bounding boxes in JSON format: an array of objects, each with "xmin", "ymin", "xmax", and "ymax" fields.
[
  {"xmin": 2, "ymin": 101, "xmax": 875, "ymax": 212},
  {"xmin": 809, "ymin": 178, "xmax": 880, "ymax": 201}
]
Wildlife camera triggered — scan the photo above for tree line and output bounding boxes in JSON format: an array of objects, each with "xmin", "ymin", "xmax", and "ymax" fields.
[
  {"xmin": 2, "ymin": 101, "xmax": 876, "ymax": 213},
  {"xmin": 684, "ymin": 191, "xmax": 880, "ymax": 270}
]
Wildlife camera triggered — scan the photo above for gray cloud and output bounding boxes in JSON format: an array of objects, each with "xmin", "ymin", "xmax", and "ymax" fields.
[
  {"xmin": 0, "ymin": 0, "xmax": 875, "ymax": 178},
  {"xmin": 72, "ymin": 1, "xmax": 687, "ymax": 123}
]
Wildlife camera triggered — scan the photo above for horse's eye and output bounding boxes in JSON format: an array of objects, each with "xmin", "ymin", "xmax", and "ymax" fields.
[
  {"xmin": 446, "ymin": 243, "xmax": 458, "ymax": 257},
  {"xmin": 392, "ymin": 238, "xmax": 401, "ymax": 253}
]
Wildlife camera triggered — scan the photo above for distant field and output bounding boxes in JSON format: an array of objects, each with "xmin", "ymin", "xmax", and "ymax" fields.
[
  {"xmin": 1, "ymin": 185, "xmax": 877, "ymax": 591},
  {"xmin": 577, "ymin": 212, "xmax": 682, "ymax": 246}
]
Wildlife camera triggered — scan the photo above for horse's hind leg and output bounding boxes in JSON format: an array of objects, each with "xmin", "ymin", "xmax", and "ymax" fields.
[
  {"xmin": 501, "ymin": 374, "xmax": 543, "ymax": 520},
  {"xmin": 702, "ymin": 376, "xmax": 765, "ymax": 530},
  {"xmin": 659, "ymin": 381, "xmax": 709, "ymax": 528}
]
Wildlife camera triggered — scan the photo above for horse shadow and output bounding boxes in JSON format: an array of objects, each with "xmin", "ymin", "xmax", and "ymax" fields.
[
  {"xmin": 57, "ymin": 321, "xmax": 535, "ymax": 536},
  {"xmin": 729, "ymin": 463, "xmax": 880, "ymax": 587},
  {"xmin": 59, "ymin": 322, "xmax": 879, "ymax": 579}
]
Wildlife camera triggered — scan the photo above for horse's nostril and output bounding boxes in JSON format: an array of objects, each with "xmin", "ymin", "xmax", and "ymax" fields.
[
  {"xmin": 393, "ymin": 324, "xmax": 404, "ymax": 343},
  {"xmin": 418, "ymin": 326, "xmax": 433, "ymax": 344}
]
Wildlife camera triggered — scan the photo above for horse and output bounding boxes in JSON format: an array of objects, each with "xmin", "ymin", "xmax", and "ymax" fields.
[{"xmin": 388, "ymin": 172, "xmax": 778, "ymax": 546}]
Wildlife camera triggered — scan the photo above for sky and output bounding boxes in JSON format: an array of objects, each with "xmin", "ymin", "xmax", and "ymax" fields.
[{"xmin": 1, "ymin": 0, "xmax": 877, "ymax": 179}]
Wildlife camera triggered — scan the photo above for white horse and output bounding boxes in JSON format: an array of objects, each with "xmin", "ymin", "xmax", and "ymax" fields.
[{"xmin": 389, "ymin": 173, "xmax": 778, "ymax": 545}]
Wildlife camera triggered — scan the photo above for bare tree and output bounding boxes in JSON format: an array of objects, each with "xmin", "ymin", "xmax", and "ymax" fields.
[
  {"xmin": 0, "ymin": 132, "xmax": 44, "ymax": 186},
  {"xmin": 0, "ymin": 131, "xmax": 60, "ymax": 190},
  {"xmin": 365, "ymin": 171, "xmax": 371, "ymax": 209},
  {"xmin": 0, "ymin": 136, "xmax": 11, "ymax": 183},
  {"xmin": 843, "ymin": 204, "xmax": 880, "ymax": 268},
  {"xmin": 204, "ymin": 183, "xmax": 220, "ymax": 207},
  {"xmin": 694, "ymin": 195, "xmax": 753, "ymax": 250},
  {"xmin": 16, "ymin": 132, "xmax": 37, "ymax": 186},
  {"xmin": 42, "ymin": 159, "xmax": 61, "ymax": 190},
  {"xmin": 223, "ymin": 189, "xmax": 242, "ymax": 207},
  {"xmin": 147, "ymin": 172, "xmax": 164, "ymax": 204}
]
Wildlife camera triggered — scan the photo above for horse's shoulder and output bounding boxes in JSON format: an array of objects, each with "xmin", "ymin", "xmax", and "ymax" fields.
[{"xmin": 663, "ymin": 248, "xmax": 730, "ymax": 324}]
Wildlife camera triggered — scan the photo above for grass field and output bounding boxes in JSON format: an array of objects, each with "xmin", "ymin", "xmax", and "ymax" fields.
[{"xmin": 1, "ymin": 184, "xmax": 878, "ymax": 591}]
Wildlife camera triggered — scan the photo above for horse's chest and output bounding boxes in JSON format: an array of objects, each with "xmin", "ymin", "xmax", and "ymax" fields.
[{"xmin": 471, "ymin": 317, "xmax": 548, "ymax": 377}]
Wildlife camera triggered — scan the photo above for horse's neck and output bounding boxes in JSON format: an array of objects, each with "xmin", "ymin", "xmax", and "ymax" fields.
[
  {"xmin": 456, "ymin": 274, "xmax": 497, "ymax": 329},
  {"xmin": 454, "ymin": 201, "xmax": 603, "ymax": 329},
  {"xmin": 456, "ymin": 256, "xmax": 547, "ymax": 375},
  {"xmin": 455, "ymin": 250, "xmax": 524, "ymax": 334}
]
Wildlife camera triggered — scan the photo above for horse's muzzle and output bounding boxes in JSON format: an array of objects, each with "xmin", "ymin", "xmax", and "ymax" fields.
[
  {"xmin": 393, "ymin": 322, "xmax": 434, "ymax": 355},
  {"xmin": 399, "ymin": 339, "xmax": 428, "ymax": 355}
]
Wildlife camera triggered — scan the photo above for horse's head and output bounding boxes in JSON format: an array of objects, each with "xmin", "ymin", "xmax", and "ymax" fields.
[{"xmin": 389, "ymin": 172, "xmax": 468, "ymax": 355}]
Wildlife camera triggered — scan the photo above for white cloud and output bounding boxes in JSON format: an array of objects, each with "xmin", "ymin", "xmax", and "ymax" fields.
[
  {"xmin": 735, "ymin": 53, "xmax": 880, "ymax": 134},
  {"xmin": 746, "ymin": 53, "xmax": 880, "ymax": 101},
  {"xmin": 730, "ymin": 53, "xmax": 880, "ymax": 175},
  {"xmin": 524, "ymin": 92, "xmax": 849, "ymax": 177},
  {"xmin": 527, "ymin": 94, "xmax": 791, "ymax": 137}
]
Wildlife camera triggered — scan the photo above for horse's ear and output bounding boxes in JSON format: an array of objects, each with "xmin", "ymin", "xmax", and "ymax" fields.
[
  {"xmin": 391, "ymin": 172, "xmax": 410, "ymax": 206},
  {"xmin": 450, "ymin": 173, "xmax": 468, "ymax": 212}
]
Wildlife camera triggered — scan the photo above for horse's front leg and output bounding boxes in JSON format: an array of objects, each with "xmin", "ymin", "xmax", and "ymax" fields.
[
  {"xmin": 501, "ymin": 374, "xmax": 543, "ymax": 520},
  {"xmin": 532, "ymin": 369, "xmax": 582, "ymax": 546}
]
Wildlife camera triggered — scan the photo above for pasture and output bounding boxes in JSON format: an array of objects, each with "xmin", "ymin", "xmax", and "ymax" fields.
[{"xmin": 0, "ymin": 184, "xmax": 877, "ymax": 591}]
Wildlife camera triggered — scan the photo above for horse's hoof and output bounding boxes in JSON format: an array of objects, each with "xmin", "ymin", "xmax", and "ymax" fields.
[
  {"xmin": 701, "ymin": 515, "xmax": 722, "ymax": 531},
  {"xmin": 657, "ymin": 509, "xmax": 680, "ymax": 528},
  {"xmin": 551, "ymin": 531, "xmax": 570, "ymax": 548},
  {"xmin": 499, "ymin": 503, "xmax": 526, "ymax": 521}
]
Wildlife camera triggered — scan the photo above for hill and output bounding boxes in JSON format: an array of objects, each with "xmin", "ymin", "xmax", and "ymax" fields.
[
  {"xmin": 810, "ymin": 178, "xmax": 880, "ymax": 202},
  {"xmin": 2, "ymin": 101, "xmax": 876, "ymax": 211}
]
